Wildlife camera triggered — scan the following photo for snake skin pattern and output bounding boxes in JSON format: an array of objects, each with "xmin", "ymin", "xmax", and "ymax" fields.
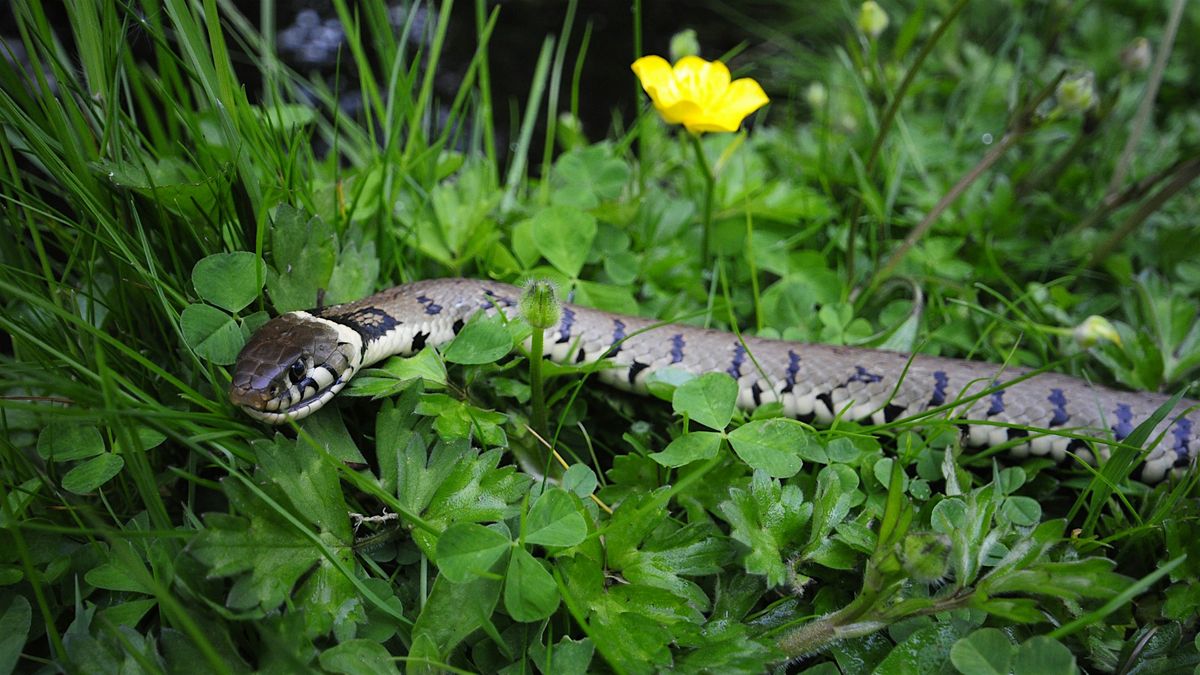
[{"xmin": 230, "ymin": 278, "xmax": 1200, "ymax": 483}]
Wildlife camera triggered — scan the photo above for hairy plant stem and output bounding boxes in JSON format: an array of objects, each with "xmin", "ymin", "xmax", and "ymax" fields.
[
  {"xmin": 529, "ymin": 325, "xmax": 548, "ymax": 440},
  {"xmin": 690, "ymin": 133, "xmax": 716, "ymax": 272}
]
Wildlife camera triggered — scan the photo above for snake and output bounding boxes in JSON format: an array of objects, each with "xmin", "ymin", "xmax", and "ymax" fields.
[{"xmin": 229, "ymin": 277, "xmax": 1199, "ymax": 483}]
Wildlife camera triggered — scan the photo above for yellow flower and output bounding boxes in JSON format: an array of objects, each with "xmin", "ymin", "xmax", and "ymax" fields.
[{"xmin": 631, "ymin": 55, "xmax": 769, "ymax": 133}]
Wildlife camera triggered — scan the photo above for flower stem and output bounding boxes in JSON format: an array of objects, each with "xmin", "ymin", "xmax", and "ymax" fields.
[
  {"xmin": 689, "ymin": 133, "xmax": 716, "ymax": 272},
  {"xmin": 529, "ymin": 325, "xmax": 548, "ymax": 440}
]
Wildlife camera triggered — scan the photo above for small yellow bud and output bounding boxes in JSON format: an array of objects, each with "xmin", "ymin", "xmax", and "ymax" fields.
[
  {"xmin": 1073, "ymin": 315, "xmax": 1122, "ymax": 348},
  {"xmin": 858, "ymin": 1, "xmax": 890, "ymax": 39},
  {"xmin": 804, "ymin": 82, "xmax": 828, "ymax": 110},
  {"xmin": 1055, "ymin": 71, "xmax": 1097, "ymax": 115},
  {"xmin": 1121, "ymin": 37, "xmax": 1152, "ymax": 72},
  {"xmin": 520, "ymin": 279, "xmax": 562, "ymax": 330},
  {"xmin": 669, "ymin": 29, "xmax": 700, "ymax": 64}
]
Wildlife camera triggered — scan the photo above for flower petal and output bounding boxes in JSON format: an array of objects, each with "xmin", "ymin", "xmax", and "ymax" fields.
[
  {"xmin": 673, "ymin": 56, "xmax": 730, "ymax": 106},
  {"xmin": 632, "ymin": 56, "xmax": 679, "ymax": 108}
]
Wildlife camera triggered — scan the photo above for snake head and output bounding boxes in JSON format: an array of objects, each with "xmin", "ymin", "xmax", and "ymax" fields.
[{"xmin": 229, "ymin": 312, "xmax": 362, "ymax": 424}]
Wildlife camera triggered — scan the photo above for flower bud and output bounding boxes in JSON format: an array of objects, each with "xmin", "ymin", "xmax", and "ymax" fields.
[
  {"xmin": 1055, "ymin": 71, "xmax": 1097, "ymax": 115},
  {"xmin": 520, "ymin": 279, "xmax": 561, "ymax": 330},
  {"xmin": 1073, "ymin": 315, "xmax": 1121, "ymax": 348},
  {"xmin": 557, "ymin": 112, "xmax": 586, "ymax": 151},
  {"xmin": 1121, "ymin": 37, "xmax": 1151, "ymax": 72},
  {"xmin": 858, "ymin": 1, "xmax": 890, "ymax": 39},
  {"xmin": 669, "ymin": 29, "xmax": 700, "ymax": 63},
  {"xmin": 804, "ymin": 82, "xmax": 828, "ymax": 110},
  {"xmin": 899, "ymin": 532, "xmax": 950, "ymax": 584}
]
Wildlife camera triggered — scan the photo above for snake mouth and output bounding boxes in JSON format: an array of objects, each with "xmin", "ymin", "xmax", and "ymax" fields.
[{"xmin": 234, "ymin": 376, "xmax": 351, "ymax": 424}]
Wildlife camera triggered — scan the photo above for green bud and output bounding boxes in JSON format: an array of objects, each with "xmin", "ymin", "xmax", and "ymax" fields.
[
  {"xmin": 899, "ymin": 532, "xmax": 951, "ymax": 584},
  {"xmin": 857, "ymin": 1, "xmax": 890, "ymax": 39},
  {"xmin": 1073, "ymin": 315, "xmax": 1121, "ymax": 348},
  {"xmin": 557, "ymin": 112, "xmax": 587, "ymax": 151},
  {"xmin": 520, "ymin": 279, "xmax": 561, "ymax": 330},
  {"xmin": 804, "ymin": 82, "xmax": 828, "ymax": 110},
  {"xmin": 1055, "ymin": 71, "xmax": 1097, "ymax": 115},
  {"xmin": 669, "ymin": 29, "xmax": 700, "ymax": 63}
]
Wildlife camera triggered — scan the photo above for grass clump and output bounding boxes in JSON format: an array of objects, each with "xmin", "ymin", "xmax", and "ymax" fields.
[{"xmin": 1, "ymin": 1, "xmax": 1199, "ymax": 672}]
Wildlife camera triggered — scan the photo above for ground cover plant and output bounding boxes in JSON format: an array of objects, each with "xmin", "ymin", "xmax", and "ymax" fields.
[{"xmin": 1, "ymin": 0, "xmax": 1199, "ymax": 672}]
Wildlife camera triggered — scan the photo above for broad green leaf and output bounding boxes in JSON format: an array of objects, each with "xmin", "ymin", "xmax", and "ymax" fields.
[
  {"xmin": 318, "ymin": 639, "xmax": 400, "ymax": 675},
  {"xmin": 98, "ymin": 599, "xmax": 156, "ymax": 629},
  {"xmin": 673, "ymin": 372, "xmax": 738, "ymax": 431},
  {"xmin": 949, "ymin": 628, "xmax": 1014, "ymax": 675},
  {"xmin": 1001, "ymin": 496, "xmax": 1042, "ymax": 526},
  {"xmin": 873, "ymin": 620, "xmax": 968, "ymax": 673},
  {"xmin": 727, "ymin": 418, "xmax": 807, "ymax": 478},
  {"xmin": 530, "ymin": 637, "xmax": 595, "ymax": 675},
  {"xmin": 442, "ymin": 315, "xmax": 513, "ymax": 364},
  {"xmin": 436, "ymin": 523, "xmax": 512, "ymax": 582},
  {"xmin": 716, "ymin": 471, "xmax": 811, "ymax": 587},
  {"xmin": 299, "ymin": 408, "xmax": 368, "ymax": 465},
  {"xmin": 650, "ymin": 431, "xmax": 723, "ymax": 467},
  {"xmin": 411, "ymin": 574, "xmax": 502, "ymax": 658},
  {"xmin": 562, "ymin": 464, "xmax": 598, "ymax": 497},
  {"xmin": 326, "ymin": 237, "xmax": 379, "ymax": 306},
  {"xmin": 504, "ymin": 547, "xmax": 559, "ymax": 622},
  {"xmin": 0, "ymin": 595, "xmax": 31, "ymax": 675},
  {"xmin": 266, "ymin": 205, "xmax": 336, "ymax": 312},
  {"xmin": 181, "ymin": 303, "xmax": 244, "ymax": 365},
  {"xmin": 549, "ymin": 145, "xmax": 630, "ymax": 209},
  {"xmin": 525, "ymin": 488, "xmax": 588, "ymax": 547},
  {"xmin": 61, "ymin": 454, "xmax": 124, "ymax": 494},
  {"xmin": 37, "ymin": 423, "xmax": 104, "ymax": 462},
  {"xmin": 1011, "ymin": 636, "xmax": 1076, "ymax": 675},
  {"xmin": 531, "ymin": 205, "xmax": 597, "ymax": 278},
  {"xmin": 191, "ymin": 251, "xmax": 265, "ymax": 312},
  {"xmin": 348, "ymin": 348, "xmax": 448, "ymax": 399}
]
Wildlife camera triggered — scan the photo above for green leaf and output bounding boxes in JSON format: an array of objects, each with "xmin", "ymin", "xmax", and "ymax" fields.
[
  {"xmin": 549, "ymin": 145, "xmax": 630, "ymax": 209},
  {"xmin": 727, "ymin": 418, "xmax": 807, "ymax": 478},
  {"xmin": 411, "ymin": 574, "xmax": 502, "ymax": 658},
  {"xmin": 191, "ymin": 251, "xmax": 265, "ymax": 312},
  {"xmin": 1011, "ymin": 636, "xmax": 1076, "ymax": 675},
  {"xmin": 318, "ymin": 639, "xmax": 400, "ymax": 675},
  {"xmin": 299, "ymin": 409, "xmax": 368, "ymax": 465},
  {"xmin": 37, "ymin": 423, "xmax": 104, "ymax": 462},
  {"xmin": 505, "ymin": 547, "xmax": 560, "ymax": 622},
  {"xmin": 0, "ymin": 595, "xmax": 31, "ymax": 675},
  {"xmin": 1001, "ymin": 496, "xmax": 1042, "ymax": 526},
  {"xmin": 525, "ymin": 488, "xmax": 588, "ymax": 547},
  {"xmin": 181, "ymin": 303, "xmax": 244, "ymax": 365},
  {"xmin": 442, "ymin": 315, "xmax": 513, "ymax": 364},
  {"xmin": 266, "ymin": 205, "xmax": 336, "ymax": 312},
  {"xmin": 349, "ymin": 348, "xmax": 448, "ymax": 399},
  {"xmin": 61, "ymin": 453, "xmax": 124, "ymax": 494},
  {"xmin": 326, "ymin": 237, "xmax": 379, "ymax": 306},
  {"xmin": 650, "ymin": 431, "xmax": 723, "ymax": 467},
  {"xmin": 950, "ymin": 628, "xmax": 1015, "ymax": 675},
  {"xmin": 562, "ymin": 464, "xmax": 598, "ymax": 497},
  {"xmin": 873, "ymin": 620, "xmax": 968, "ymax": 673},
  {"xmin": 717, "ymin": 471, "xmax": 811, "ymax": 587},
  {"xmin": 531, "ymin": 205, "xmax": 597, "ymax": 278},
  {"xmin": 673, "ymin": 372, "xmax": 738, "ymax": 431},
  {"xmin": 530, "ymin": 637, "xmax": 595, "ymax": 675},
  {"xmin": 436, "ymin": 523, "xmax": 512, "ymax": 583}
]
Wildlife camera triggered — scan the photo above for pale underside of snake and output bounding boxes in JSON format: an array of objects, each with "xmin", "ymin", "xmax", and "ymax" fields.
[{"xmin": 229, "ymin": 278, "xmax": 1199, "ymax": 483}]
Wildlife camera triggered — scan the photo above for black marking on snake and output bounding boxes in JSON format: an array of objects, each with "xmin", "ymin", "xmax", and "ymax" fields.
[
  {"xmin": 1066, "ymin": 438, "xmax": 1090, "ymax": 455},
  {"xmin": 609, "ymin": 320, "xmax": 626, "ymax": 356},
  {"xmin": 325, "ymin": 307, "xmax": 400, "ymax": 341},
  {"xmin": 1047, "ymin": 388, "xmax": 1070, "ymax": 427},
  {"xmin": 482, "ymin": 289, "xmax": 515, "ymax": 308},
  {"xmin": 750, "ymin": 382, "xmax": 763, "ymax": 407},
  {"xmin": 796, "ymin": 411, "xmax": 817, "ymax": 425},
  {"xmin": 1007, "ymin": 428, "xmax": 1029, "ymax": 442},
  {"xmin": 411, "ymin": 331, "xmax": 429, "ymax": 352},
  {"xmin": 727, "ymin": 343, "xmax": 746, "ymax": 379},
  {"xmin": 849, "ymin": 366, "xmax": 883, "ymax": 384},
  {"xmin": 556, "ymin": 308, "xmax": 576, "ymax": 344},
  {"xmin": 575, "ymin": 348, "xmax": 587, "ymax": 364},
  {"xmin": 883, "ymin": 403, "xmax": 906, "ymax": 423},
  {"xmin": 1112, "ymin": 403, "xmax": 1134, "ymax": 441},
  {"xmin": 1171, "ymin": 418, "xmax": 1192, "ymax": 465},
  {"xmin": 929, "ymin": 371, "xmax": 949, "ymax": 407},
  {"xmin": 416, "ymin": 295, "xmax": 442, "ymax": 315},
  {"xmin": 451, "ymin": 318, "xmax": 465, "ymax": 335},
  {"xmin": 986, "ymin": 390, "xmax": 1006, "ymax": 416},
  {"xmin": 628, "ymin": 361, "xmax": 649, "ymax": 386},
  {"xmin": 318, "ymin": 364, "xmax": 339, "ymax": 381},
  {"xmin": 670, "ymin": 334, "xmax": 685, "ymax": 364},
  {"xmin": 816, "ymin": 391, "xmax": 836, "ymax": 418},
  {"xmin": 782, "ymin": 350, "xmax": 801, "ymax": 394}
]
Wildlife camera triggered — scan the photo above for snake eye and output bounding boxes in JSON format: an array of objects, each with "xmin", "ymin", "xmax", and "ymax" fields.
[{"xmin": 287, "ymin": 358, "xmax": 306, "ymax": 384}]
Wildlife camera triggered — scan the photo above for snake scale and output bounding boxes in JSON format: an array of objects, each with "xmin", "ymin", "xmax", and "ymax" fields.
[{"xmin": 230, "ymin": 278, "xmax": 1199, "ymax": 483}]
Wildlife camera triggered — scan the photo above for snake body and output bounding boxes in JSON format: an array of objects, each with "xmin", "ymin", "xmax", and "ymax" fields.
[{"xmin": 230, "ymin": 278, "xmax": 1199, "ymax": 483}]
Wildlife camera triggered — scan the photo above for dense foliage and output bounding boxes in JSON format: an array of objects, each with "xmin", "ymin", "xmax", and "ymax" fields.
[{"xmin": 1, "ymin": 0, "xmax": 1198, "ymax": 673}]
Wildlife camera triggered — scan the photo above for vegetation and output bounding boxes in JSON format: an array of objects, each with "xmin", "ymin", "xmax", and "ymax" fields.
[{"xmin": 1, "ymin": 0, "xmax": 1198, "ymax": 672}]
